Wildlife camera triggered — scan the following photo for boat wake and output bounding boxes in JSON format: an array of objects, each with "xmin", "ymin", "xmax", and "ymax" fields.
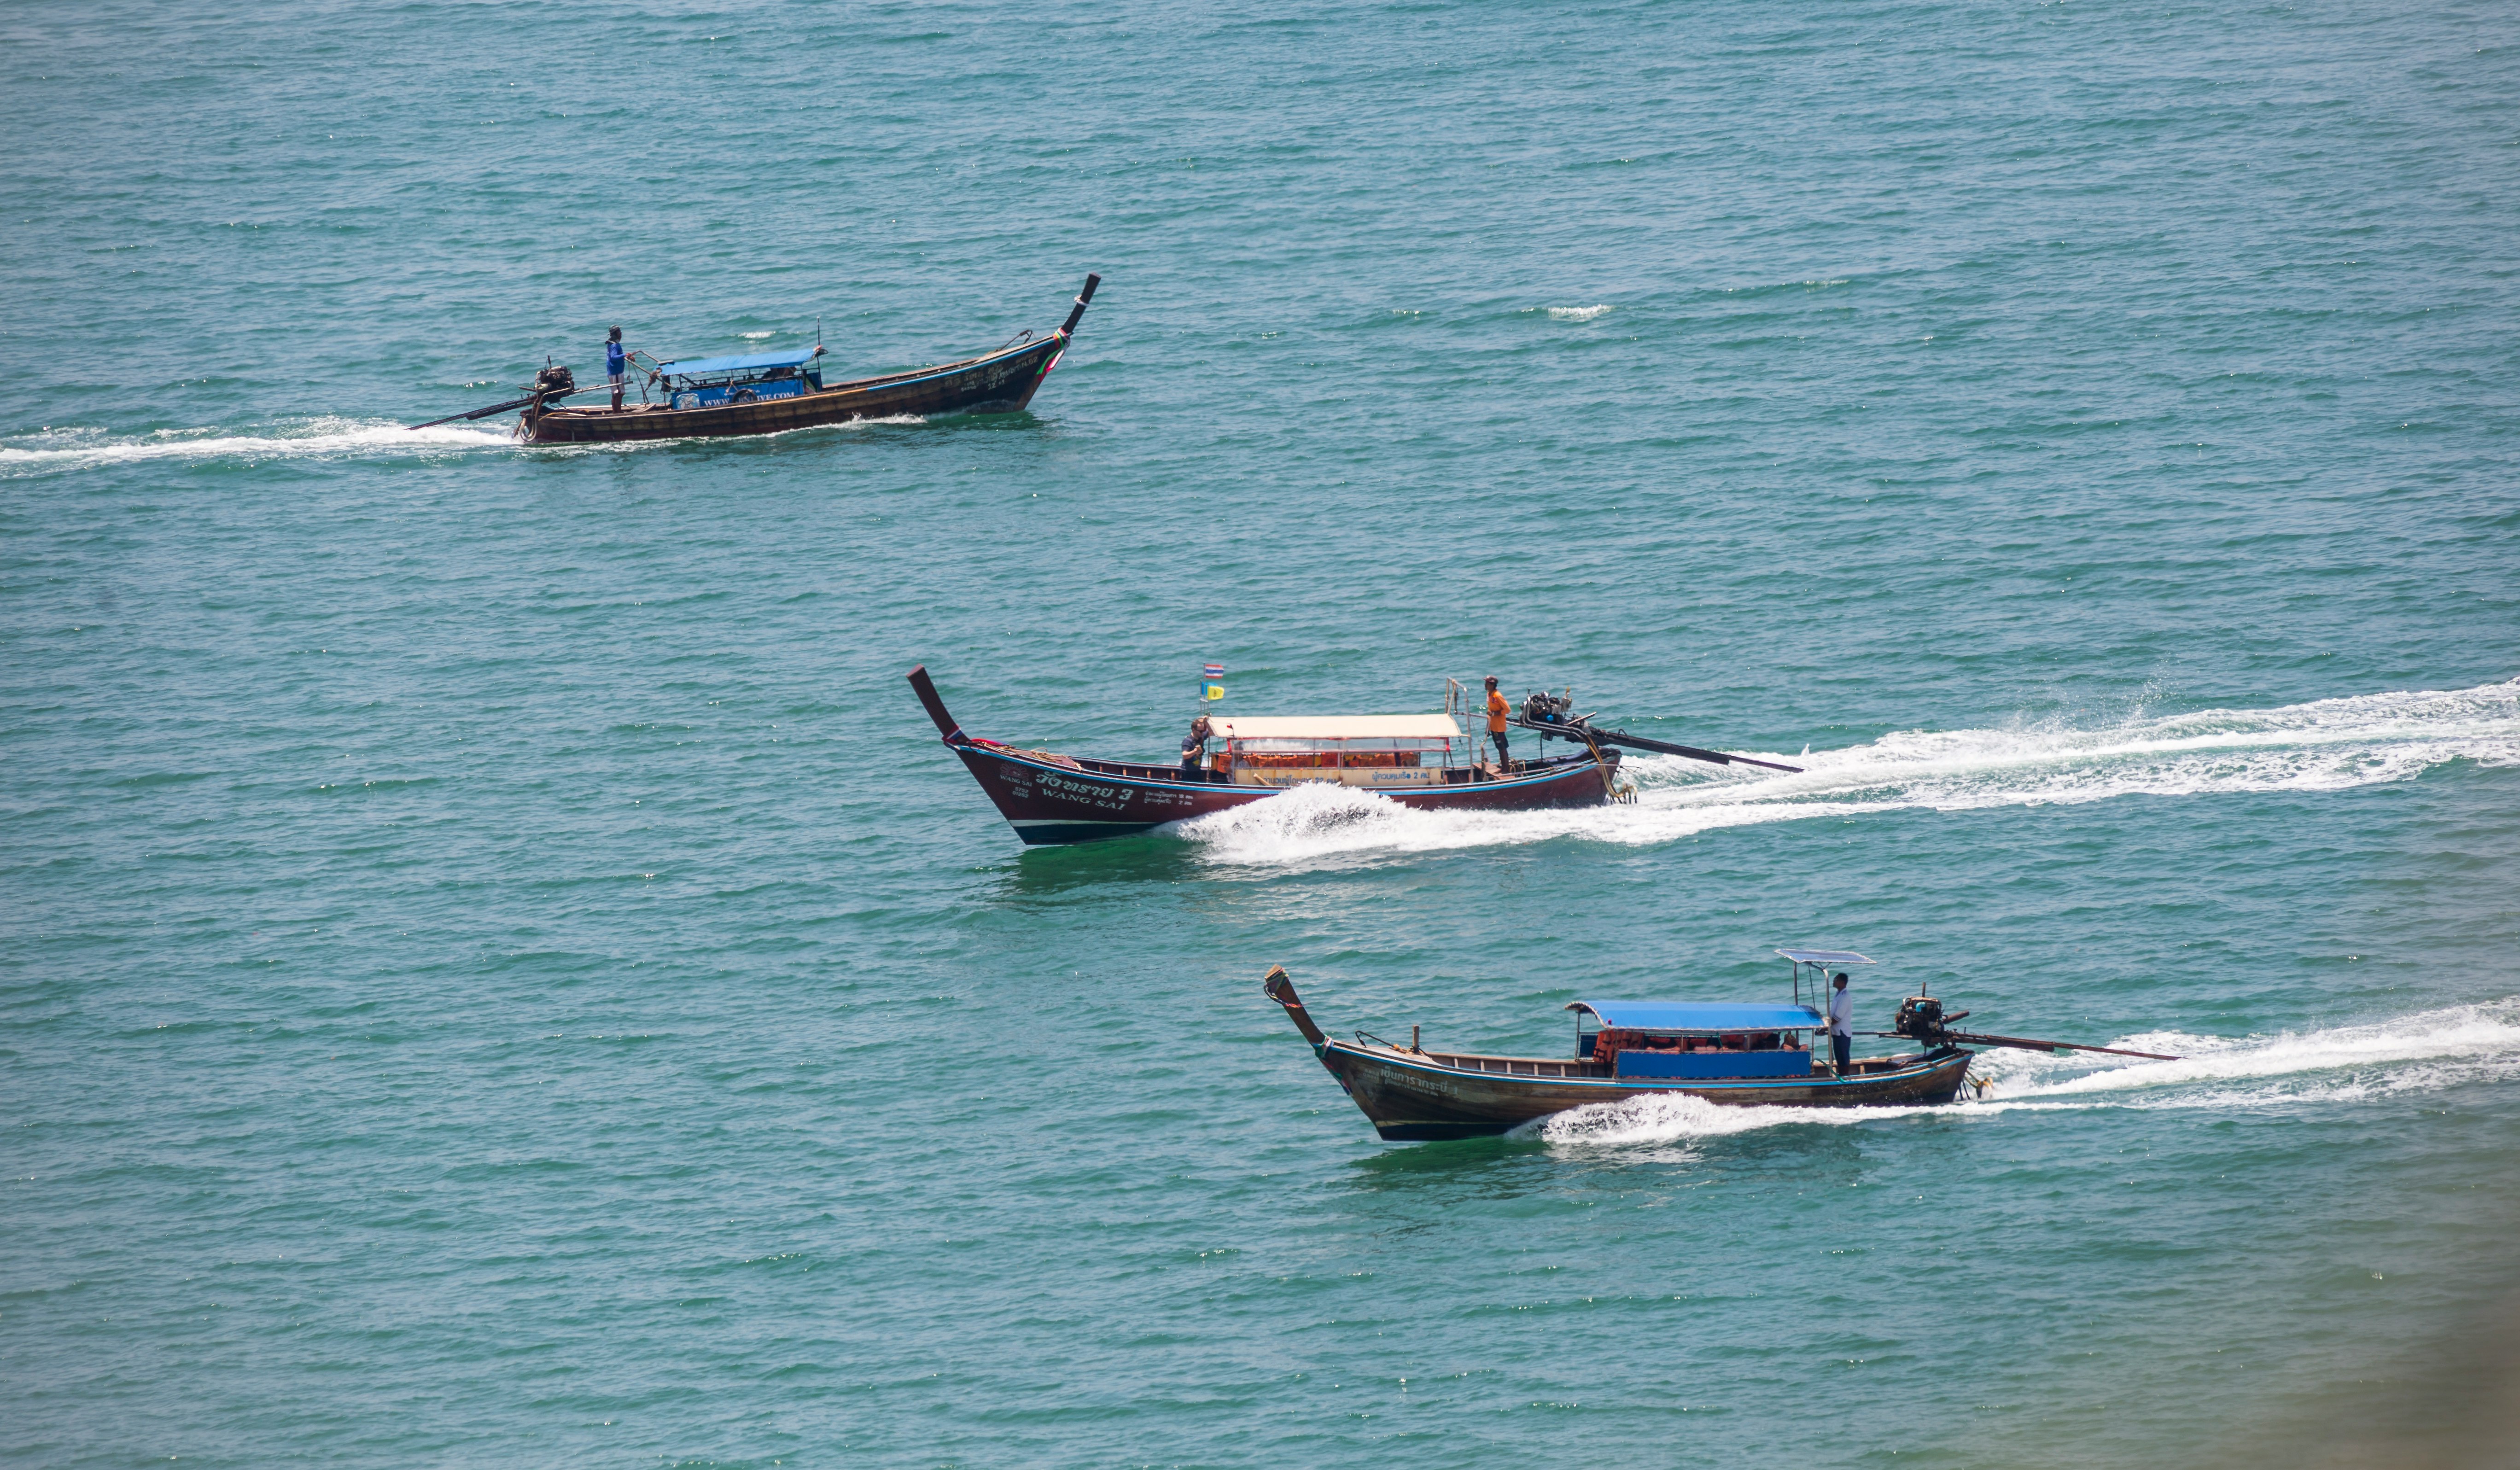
[
  {"xmin": 0, "ymin": 411, "xmax": 941, "ymax": 478},
  {"xmin": 0, "ymin": 418, "xmax": 515, "ymax": 476},
  {"xmin": 1530, "ymin": 996, "xmax": 2520, "ymax": 1148},
  {"xmin": 1176, "ymin": 680, "xmax": 2520, "ymax": 867}
]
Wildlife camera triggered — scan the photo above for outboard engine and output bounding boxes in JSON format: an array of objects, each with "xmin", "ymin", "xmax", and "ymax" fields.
[
  {"xmin": 1893, "ymin": 994, "xmax": 1947, "ymax": 1044},
  {"xmin": 534, "ymin": 363, "xmax": 577, "ymax": 395},
  {"xmin": 1523, "ymin": 689, "xmax": 1574, "ymax": 725}
]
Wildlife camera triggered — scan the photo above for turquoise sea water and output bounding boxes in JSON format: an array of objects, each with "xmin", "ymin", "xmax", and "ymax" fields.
[{"xmin": 7, "ymin": 1, "xmax": 2520, "ymax": 1465}]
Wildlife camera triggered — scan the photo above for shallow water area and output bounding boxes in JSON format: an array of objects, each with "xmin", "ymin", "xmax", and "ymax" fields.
[{"xmin": 6, "ymin": 0, "xmax": 2519, "ymax": 1466}]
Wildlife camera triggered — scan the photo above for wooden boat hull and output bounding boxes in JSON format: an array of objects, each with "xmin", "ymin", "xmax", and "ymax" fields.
[
  {"xmin": 522, "ymin": 332, "xmax": 1069, "ymax": 445},
  {"xmin": 1315, "ymin": 1037, "xmax": 1974, "ymax": 1140},
  {"xmin": 947, "ymin": 736, "xmax": 1618, "ymax": 845}
]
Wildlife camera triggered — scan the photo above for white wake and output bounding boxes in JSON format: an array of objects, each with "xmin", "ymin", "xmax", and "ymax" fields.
[
  {"xmin": 0, "ymin": 410, "xmax": 941, "ymax": 477},
  {"xmin": 1175, "ymin": 680, "xmax": 2520, "ymax": 866},
  {"xmin": 1534, "ymin": 997, "xmax": 2520, "ymax": 1147},
  {"xmin": 0, "ymin": 418, "xmax": 515, "ymax": 474}
]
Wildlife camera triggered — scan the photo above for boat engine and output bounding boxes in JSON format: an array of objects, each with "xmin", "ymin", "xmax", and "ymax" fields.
[
  {"xmin": 1522, "ymin": 690, "xmax": 1575, "ymax": 726},
  {"xmin": 1893, "ymin": 994, "xmax": 1962, "ymax": 1045},
  {"xmin": 534, "ymin": 363, "xmax": 577, "ymax": 396}
]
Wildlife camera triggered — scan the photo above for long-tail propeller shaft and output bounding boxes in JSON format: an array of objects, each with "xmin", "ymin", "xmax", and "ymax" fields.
[
  {"xmin": 1886, "ymin": 994, "xmax": 2180, "ymax": 1061},
  {"xmin": 409, "ymin": 364, "xmax": 586, "ymax": 430},
  {"xmin": 408, "ymin": 386, "xmax": 586, "ymax": 430},
  {"xmin": 1945, "ymin": 1030, "xmax": 2180, "ymax": 1061},
  {"xmin": 1506, "ymin": 709, "xmax": 1803, "ymax": 774}
]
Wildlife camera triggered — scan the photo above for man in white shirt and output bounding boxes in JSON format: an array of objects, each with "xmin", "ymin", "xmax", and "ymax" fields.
[{"xmin": 1827, "ymin": 972, "xmax": 1854, "ymax": 1076}]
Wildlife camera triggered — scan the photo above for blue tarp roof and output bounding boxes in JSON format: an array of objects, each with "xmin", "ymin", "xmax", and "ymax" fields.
[
  {"xmin": 657, "ymin": 346, "xmax": 821, "ymax": 378},
  {"xmin": 1777, "ymin": 948, "xmax": 1874, "ymax": 966},
  {"xmin": 1566, "ymin": 1001, "xmax": 1825, "ymax": 1032}
]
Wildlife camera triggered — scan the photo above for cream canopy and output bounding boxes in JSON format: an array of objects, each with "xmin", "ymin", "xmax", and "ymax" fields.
[{"xmin": 1205, "ymin": 714, "xmax": 1462, "ymax": 741}]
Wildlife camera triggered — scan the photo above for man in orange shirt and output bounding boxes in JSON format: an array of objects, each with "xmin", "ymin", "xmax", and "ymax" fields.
[{"xmin": 1484, "ymin": 675, "xmax": 1511, "ymax": 771}]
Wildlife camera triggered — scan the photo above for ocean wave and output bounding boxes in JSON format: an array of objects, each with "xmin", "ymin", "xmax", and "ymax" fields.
[
  {"xmin": 1546, "ymin": 304, "xmax": 1614, "ymax": 322},
  {"xmin": 1176, "ymin": 680, "xmax": 2520, "ymax": 867},
  {"xmin": 1533, "ymin": 997, "xmax": 2520, "ymax": 1146}
]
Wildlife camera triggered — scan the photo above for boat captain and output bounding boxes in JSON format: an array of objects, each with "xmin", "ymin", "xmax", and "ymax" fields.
[
  {"xmin": 605, "ymin": 326, "xmax": 627, "ymax": 410},
  {"xmin": 1484, "ymin": 676, "xmax": 1511, "ymax": 771},
  {"xmin": 1180, "ymin": 714, "xmax": 1214, "ymax": 782},
  {"xmin": 1828, "ymin": 972, "xmax": 1854, "ymax": 1075}
]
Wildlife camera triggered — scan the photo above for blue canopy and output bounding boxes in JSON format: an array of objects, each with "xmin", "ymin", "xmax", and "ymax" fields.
[
  {"xmin": 1567, "ymin": 1000, "xmax": 1825, "ymax": 1032},
  {"xmin": 1777, "ymin": 948, "xmax": 1873, "ymax": 967},
  {"xmin": 657, "ymin": 346, "xmax": 821, "ymax": 379}
]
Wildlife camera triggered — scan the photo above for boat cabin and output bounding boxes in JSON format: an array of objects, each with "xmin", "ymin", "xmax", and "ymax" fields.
[
  {"xmin": 1196, "ymin": 715, "xmax": 1471, "ymax": 789},
  {"xmin": 656, "ymin": 346, "xmax": 827, "ymax": 411},
  {"xmin": 1567, "ymin": 1000, "xmax": 1823, "ymax": 1079}
]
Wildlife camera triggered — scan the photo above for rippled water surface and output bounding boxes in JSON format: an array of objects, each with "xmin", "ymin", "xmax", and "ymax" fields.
[{"xmin": 6, "ymin": 0, "xmax": 2519, "ymax": 1465}]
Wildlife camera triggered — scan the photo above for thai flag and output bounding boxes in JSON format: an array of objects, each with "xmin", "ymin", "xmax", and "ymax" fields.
[{"xmin": 1203, "ymin": 664, "xmax": 1225, "ymax": 679}]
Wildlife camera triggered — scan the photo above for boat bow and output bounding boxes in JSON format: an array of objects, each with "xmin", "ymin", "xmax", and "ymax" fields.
[
  {"xmin": 907, "ymin": 664, "xmax": 969, "ymax": 745},
  {"xmin": 1263, "ymin": 965, "xmax": 1330, "ymax": 1047}
]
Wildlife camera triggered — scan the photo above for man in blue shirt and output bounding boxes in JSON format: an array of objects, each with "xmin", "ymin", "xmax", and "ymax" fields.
[{"xmin": 606, "ymin": 326, "xmax": 627, "ymax": 410}]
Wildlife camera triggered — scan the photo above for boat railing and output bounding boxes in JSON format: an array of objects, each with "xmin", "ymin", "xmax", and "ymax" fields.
[
  {"xmin": 1349, "ymin": 1025, "xmax": 1938, "ymax": 1082},
  {"xmin": 1432, "ymin": 1053, "xmax": 1604, "ymax": 1079},
  {"xmin": 1352, "ymin": 1032, "xmax": 1609, "ymax": 1080},
  {"xmin": 1072, "ymin": 756, "xmax": 1225, "ymax": 784}
]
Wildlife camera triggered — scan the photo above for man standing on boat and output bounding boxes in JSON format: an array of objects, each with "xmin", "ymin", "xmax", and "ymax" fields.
[
  {"xmin": 606, "ymin": 326, "xmax": 627, "ymax": 410},
  {"xmin": 1827, "ymin": 972, "xmax": 1855, "ymax": 1076},
  {"xmin": 1180, "ymin": 714, "xmax": 1214, "ymax": 782},
  {"xmin": 1485, "ymin": 676, "xmax": 1511, "ymax": 772}
]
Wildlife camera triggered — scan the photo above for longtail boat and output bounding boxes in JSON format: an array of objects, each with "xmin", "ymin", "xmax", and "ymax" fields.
[
  {"xmin": 909, "ymin": 667, "xmax": 1808, "ymax": 846},
  {"xmin": 1265, "ymin": 949, "xmax": 2180, "ymax": 1141},
  {"xmin": 911, "ymin": 665, "xmax": 1626, "ymax": 845},
  {"xmin": 408, "ymin": 274, "xmax": 1099, "ymax": 445}
]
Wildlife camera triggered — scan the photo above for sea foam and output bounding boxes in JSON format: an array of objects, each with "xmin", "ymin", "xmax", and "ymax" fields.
[
  {"xmin": 0, "ymin": 410, "xmax": 939, "ymax": 478},
  {"xmin": 0, "ymin": 418, "xmax": 514, "ymax": 475},
  {"xmin": 1533, "ymin": 996, "xmax": 2520, "ymax": 1147},
  {"xmin": 1173, "ymin": 680, "xmax": 2520, "ymax": 867}
]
